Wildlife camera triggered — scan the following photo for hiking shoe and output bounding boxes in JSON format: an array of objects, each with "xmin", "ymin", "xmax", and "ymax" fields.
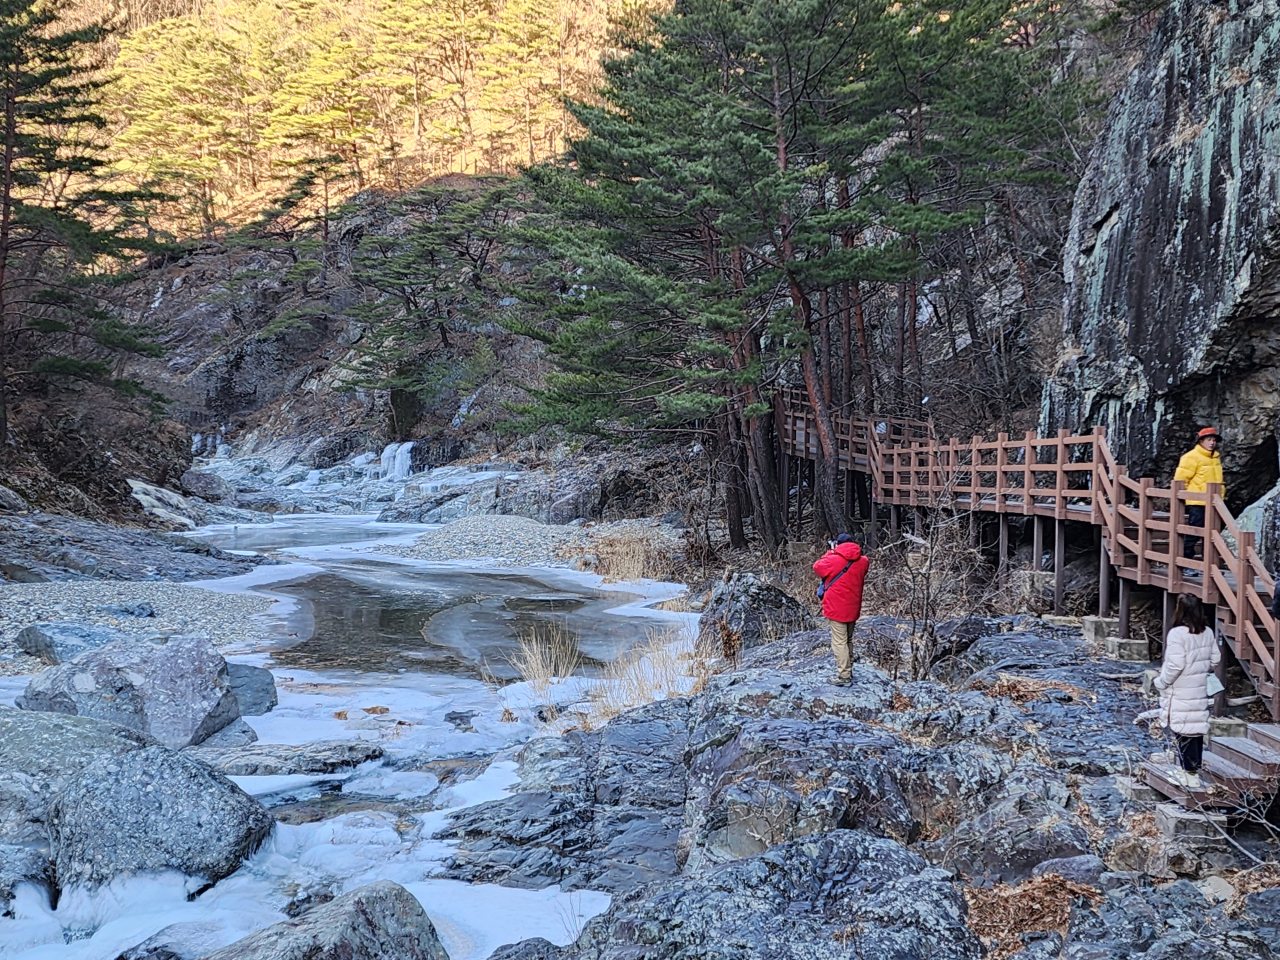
[{"xmin": 829, "ymin": 675, "xmax": 852, "ymax": 687}]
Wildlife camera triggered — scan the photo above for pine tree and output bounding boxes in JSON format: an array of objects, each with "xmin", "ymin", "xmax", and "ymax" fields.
[{"xmin": 0, "ymin": 0, "xmax": 162, "ymax": 450}]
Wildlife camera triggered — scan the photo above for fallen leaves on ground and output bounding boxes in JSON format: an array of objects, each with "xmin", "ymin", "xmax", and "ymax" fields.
[
  {"xmin": 964, "ymin": 874, "xmax": 1103, "ymax": 960},
  {"xmin": 984, "ymin": 672, "xmax": 1096, "ymax": 705}
]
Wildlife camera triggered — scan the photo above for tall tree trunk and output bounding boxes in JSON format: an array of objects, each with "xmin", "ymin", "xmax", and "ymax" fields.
[
  {"xmin": 0, "ymin": 65, "xmax": 17, "ymax": 454},
  {"xmin": 852, "ymin": 287, "xmax": 875, "ymax": 414},
  {"xmin": 906, "ymin": 277, "xmax": 922, "ymax": 407},
  {"xmin": 819, "ymin": 288, "xmax": 833, "ymax": 408},
  {"xmin": 840, "ymin": 283, "xmax": 852, "ymax": 412},
  {"xmin": 893, "ymin": 283, "xmax": 906, "ymax": 409},
  {"xmin": 771, "ymin": 62, "xmax": 843, "ymax": 537},
  {"xmin": 718, "ymin": 416, "xmax": 747, "ymax": 549},
  {"xmin": 731, "ymin": 247, "xmax": 786, "ymax": 551}
]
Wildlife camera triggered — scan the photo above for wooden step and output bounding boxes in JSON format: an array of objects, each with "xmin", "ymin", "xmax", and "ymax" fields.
[
  {"xmin": 1140, "ymin": 761, "xmax": 1222, "ymax": 810},
  {"xmin": 1248, "ymin": 724, "xmax": 1280, "ymax": 753},
  {"xmin": 1210, "ymin": 737, "xmax": 1280, "ymax": 777},
  {"xmin": 1201, "ymin": 753, "xmax": 1272, "ymax": 805}
]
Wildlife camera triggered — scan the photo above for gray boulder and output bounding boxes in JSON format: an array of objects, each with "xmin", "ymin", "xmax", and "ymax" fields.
[
  {"xmin": 0, "ymin": 706, "xmax": 154, "ymax": 845},
  {"xmin": 227, "ymin": 663, "xmax": 278, "ymax": 716},
  {"xmin": 196, "ymin": 880, "xmax": 449, "ymax": 960},
  {"xmin": 16, "ymin": 635, "xmax": 241, "ymax": 749},
  {"xmin": 181, "ymin": 469, "xmax": 234, "ymax": 503},
  {"xmin": 48, "ymin": 745, "xmax": 273, "ymax": 888},
  {"xmin": 185, "ymin": 740, "xmax": 384, "ymax": 777},
  {"xmin": 696, "ymin": 574, "xmax": 814, "ymax": 655},
  {"xmin": 16, "ymin": 621, "xmax": 131, "ymax": 664}
]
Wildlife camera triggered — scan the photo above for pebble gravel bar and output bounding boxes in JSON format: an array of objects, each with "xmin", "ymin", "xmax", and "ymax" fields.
[
  {"xmin": 376, "ymin": 514, "xmax": 683, "ymax": 568},
  {"xmin": 0, "ymin": 583, "xmax": 272, "ymax": 676}
]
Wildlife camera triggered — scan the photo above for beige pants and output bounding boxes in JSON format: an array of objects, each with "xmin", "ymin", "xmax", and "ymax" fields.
[{"xmin": 829, "ymin": 620, "xmax": 855, "ymax": 680}]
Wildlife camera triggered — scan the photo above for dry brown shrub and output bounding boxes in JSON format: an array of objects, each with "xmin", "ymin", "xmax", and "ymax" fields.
[
  {"xmin": 585, "ymin": 529, "xmax": 679, "ymax": 582},
  {"xmin": 963, "ymin": 875, "xmax": 1104, "ymax": 960},
  {"xmin": 891, "ymin": 690, "xmax": 913, "ymax": 712},
  {"xmin": 499, "ymin": 707, "xmax": 517, "ymax": 723},
  {"xmin": 1225, "ymin": 864, "xmax": 1280, "ymax": 917},
  {"xmin": 983, "ymin": 672, "xmax": 1096, "ymax": 705}
]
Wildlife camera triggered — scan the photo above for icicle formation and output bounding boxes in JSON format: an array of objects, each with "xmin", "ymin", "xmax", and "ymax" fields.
[{"xmin": 379, "ymin": 441, "xmax": 416, "ymax": 482}]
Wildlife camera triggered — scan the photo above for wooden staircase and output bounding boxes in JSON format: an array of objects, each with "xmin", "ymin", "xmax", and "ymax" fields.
[{"xmin": 1141, "ymin": 725, "xmax": 1280, "ymax": 810}]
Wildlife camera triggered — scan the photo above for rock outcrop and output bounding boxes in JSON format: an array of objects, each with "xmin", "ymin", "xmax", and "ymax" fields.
[
  {"xmin": 196, "ymin": 881, "xmax": 449, "ymax": 960},
  {"xmin": 1043, "ymin": 0, "xmax": 1280, "ymax": 507},
  {"xmin": 16, "ymin": 635, "xmax": 242, "ymax": 749},
  {"xmin": 442, "ymin": 617, "xmax": 1274, "ymax": 957},
  {"xmin": 695, "ymin": 574, "xmax": 814, "ymax": 655},
  {"xmin": 48, "ymin": 745, "xmax": 273, "ymax": 887},
  {"xmin": 0, "ymin": 512, "xmax": 267, "ymax": 582}
]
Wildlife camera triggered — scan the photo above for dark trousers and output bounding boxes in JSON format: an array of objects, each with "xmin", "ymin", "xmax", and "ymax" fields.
[
  {"xmin": 1183, "ymin": 504, "xmax": 1206, "ymax": 559},
  {"xmin": 1176, "ymin": 733, "xmax": 1204, "ymax": 773}
]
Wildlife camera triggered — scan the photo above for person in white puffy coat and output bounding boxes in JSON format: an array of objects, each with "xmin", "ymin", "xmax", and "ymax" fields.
[{"xmin": 1153, "ymin": 594, "xmax": 1220, "ymax": 776}]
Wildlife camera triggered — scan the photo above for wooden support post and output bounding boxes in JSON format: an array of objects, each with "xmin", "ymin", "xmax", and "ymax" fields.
[
  {"xmin": 1023, "ymin": 430, "xmax": 1036, "ymax": 515},
  {"xmin": 1136, "ymin": 477, "xmax": 1153, "ymax": 585},
  {"xmin": 1162, "ymin": 589, "xmax": 1175, "ymax": 642},
  {"xmin": 1212, "ymin": 603, "xmax": 1226, "ymax": 717},
  {"xmin": 915, "ymin": 507, "xmax": 926, "ymax": 537},
  {"xmin": 780, "ymin": 452, "xmax": 791, "ymax": 532},
  {"xmin": 1054, "ymin": 517, "xmax": 1066, "ymax": 616},
  {"xmin": 999, "ymin": 513, "xmax": 1009, "ymax": 587},
  {"xmin": 996, "ymin": 432, "xmax": 1009, "ymax": 513},
  {"xmin": 1098, "ymin": 535, "xmax": 1111, "ymax": 617},
  {"xmin": 868, "ymin": 500, "xmax": 879, "ymax": 549},
  {"xmin": 1033, "ymin": 515, "xmax": 1044, "ymax": 572},
  {"xmin": 1169, "ymin": 480, "xmax": 1186, "ymax": 595},
  {"xmin": 890, "ymin": 505, "xmax": 900, "ymax": 542},
  {"xmin": 1203, "ymin": 482, "xmax": 1223, "ymax": 604},
  {"xmin": 1119, "ymin": 578, "xmax": 1132, "ymax": 639}
]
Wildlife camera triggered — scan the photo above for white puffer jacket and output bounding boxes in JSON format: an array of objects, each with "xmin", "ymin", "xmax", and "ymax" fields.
[{"xmin": 1155, "ymin": 625, "xmax": 1220, "ymax": 735}]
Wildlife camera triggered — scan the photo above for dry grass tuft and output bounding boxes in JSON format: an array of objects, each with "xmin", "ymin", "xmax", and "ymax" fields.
[
  {"xmin": 1225, "ymin": 864, "xmax": 1280, "ymax": 917},
  {"xmin": 588, "ymin": 626, "xmax": 709, "ymax": 723},
  {"xmin": 964, "ymin": 875, "xmax": 1104, "ymax": 960},
  {"xmin": 508, "ymin": 619, "xmax": 583, "ymax": 699},
  {"xmin": 584, "ymin": 529, "xmax": 679, "ymax": 582},
  {"xmin": 983, "ymin": 672, "xmax": 1096, "ymax": 705}
]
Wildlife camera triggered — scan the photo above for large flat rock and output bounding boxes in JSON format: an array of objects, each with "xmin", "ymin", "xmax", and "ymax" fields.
[
  {"xmin": 185, "ymin": 740, "xmax": 385, "ymax": 777},
  {"xmin": 15, "ymin": 621, "xmax": 132, "ymax": 664}
]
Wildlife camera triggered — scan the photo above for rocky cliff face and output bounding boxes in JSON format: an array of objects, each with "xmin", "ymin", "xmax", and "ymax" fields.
[{"xmin": 1043, "ymin": 0, "xmax": 1280, "ymax": 506}]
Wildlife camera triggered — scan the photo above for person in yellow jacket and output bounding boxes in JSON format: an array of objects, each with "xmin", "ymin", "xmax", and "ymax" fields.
[{"xmin": 1174, "ymin": 427, "xmax": 1224, "ymax": 559}]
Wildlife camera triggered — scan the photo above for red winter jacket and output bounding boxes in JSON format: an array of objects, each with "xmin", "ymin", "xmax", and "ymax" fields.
[{"xmin": 813, "ymin": 542, "xmax": 870, "ymax": 624}]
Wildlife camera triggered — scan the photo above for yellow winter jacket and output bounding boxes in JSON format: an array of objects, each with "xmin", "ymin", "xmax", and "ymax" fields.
[{"xmin": 1174, "ymin": 444, "xmax": 1225, "ymax": 505}]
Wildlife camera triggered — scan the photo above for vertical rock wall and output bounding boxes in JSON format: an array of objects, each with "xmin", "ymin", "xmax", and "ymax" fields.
[{"xmin": 1043, "ymin": 0, "xmax": 1280, "ymax": 506}]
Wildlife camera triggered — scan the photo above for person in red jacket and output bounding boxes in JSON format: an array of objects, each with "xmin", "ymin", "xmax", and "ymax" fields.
[{"xmin": 813, "ymin": 533, "xmax": 871, "ymax": 686}]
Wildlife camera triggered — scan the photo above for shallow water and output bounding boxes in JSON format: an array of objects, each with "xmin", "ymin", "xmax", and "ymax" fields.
[{"xmin": 0, "ymin": 515, "xmax": 692, "ymax": 960}]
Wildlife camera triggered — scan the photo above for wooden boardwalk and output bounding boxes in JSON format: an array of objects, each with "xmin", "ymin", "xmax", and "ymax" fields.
[{"xmin": 776, "ymin": 389, "xmax": 1280, "ymax": 719}]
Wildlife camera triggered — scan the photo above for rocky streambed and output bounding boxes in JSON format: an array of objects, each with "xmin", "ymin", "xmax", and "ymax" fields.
[{"xmin": 3, "ymin": 512, "xmax": 1279, "ymax": 959}]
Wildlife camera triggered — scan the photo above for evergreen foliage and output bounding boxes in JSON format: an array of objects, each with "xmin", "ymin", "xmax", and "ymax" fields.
[
  {"xmin": 505, "ymin": 0, "xmax": 1088, "ymax": 544},
  {"xmin": 104, "ymin": 0, "xmax": 633, "ymax": 232},
  {"xmin": 0, "ymin": 0, "xmax": 164, "ymax": 450}
]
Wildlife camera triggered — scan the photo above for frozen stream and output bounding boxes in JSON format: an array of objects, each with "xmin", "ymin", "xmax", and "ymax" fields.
[{"xmin": 0, "ymin": 516, "xmax": 695, "ymax": 960}]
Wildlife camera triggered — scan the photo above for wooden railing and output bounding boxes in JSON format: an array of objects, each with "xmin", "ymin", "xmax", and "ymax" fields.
[{"xmin": 777, "ymin": 394, "xmax": 1280, "ymax": 718}]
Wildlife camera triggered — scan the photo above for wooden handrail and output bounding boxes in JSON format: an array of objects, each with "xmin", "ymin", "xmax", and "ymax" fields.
[{"xmin": 776, "ymin": 393, "xmax": 1280, "ymax": 720}]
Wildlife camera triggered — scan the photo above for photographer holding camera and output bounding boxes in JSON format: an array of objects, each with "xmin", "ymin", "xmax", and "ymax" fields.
[{"xmin": 813, "ymin": 533, "xmax": 871, "ymax": 687}]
